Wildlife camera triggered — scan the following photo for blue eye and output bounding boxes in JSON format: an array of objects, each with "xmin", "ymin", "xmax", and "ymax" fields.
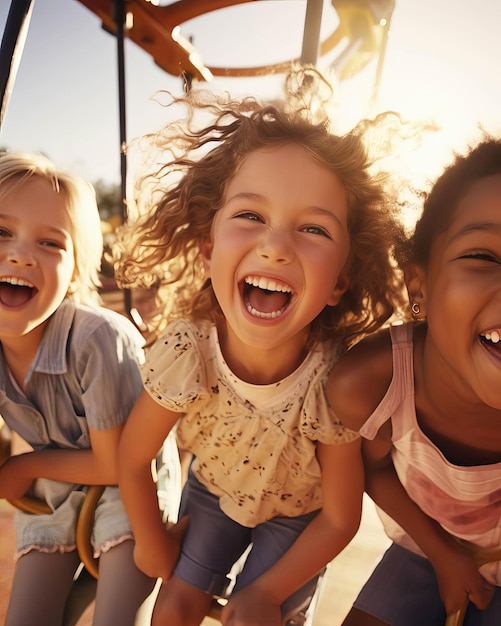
[
  {"xmin": 302, "ymin": 225, "xmax": 332, "ymax": 238},
  {"xmin": 40, "ymin": 240, "xmax": 64, "ymax": 249}
]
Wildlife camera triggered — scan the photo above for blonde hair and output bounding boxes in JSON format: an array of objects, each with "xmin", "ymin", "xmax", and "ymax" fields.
[
  {"xmin": 114, "ymin": 69, "xmax": 406, "ymax": 349},
  {"xmin": 0, "ymin": 151, "xmax": 103, "ymax": 304}
]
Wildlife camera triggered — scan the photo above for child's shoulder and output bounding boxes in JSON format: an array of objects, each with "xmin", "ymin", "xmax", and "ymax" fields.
[
  {"xmin": 146, "ymin": 317, "xmax": 214, "ymax": 365},
  {"xmin": 70, "ymin": 302, "xmax": 145, "ymax": 346},
  {"xmin": 327, "ymin": 327, "xmax": 394, "ymax": 431},
  {"xmin": 73, "ymin": 301, "xmax": 129, "ymax": 327},
  {"xmin": 157, "ymin": 317, "xmax": 213, "ymax": 344}
]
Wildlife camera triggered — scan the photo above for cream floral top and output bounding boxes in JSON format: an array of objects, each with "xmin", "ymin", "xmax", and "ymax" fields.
[{"xmin": 142, "ymin": 319, "xmax": 359, "ymax": 527}]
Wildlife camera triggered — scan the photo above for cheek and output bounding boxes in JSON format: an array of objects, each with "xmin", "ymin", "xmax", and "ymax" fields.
[
  {"xmin": 306, "ymin": 267, "xmax": 341, "ymax": 308},
  {"xmin": 205, "ymin": 249, "xmax": 235, "ymax": 303},
  {"xmin": 429, "ymin": 272, "xmax": 475, "ymax": 309},
  {"xmin": 308, "ymin": 247, "xmax": 346, "ymax": 284},
  {"xmin": 66, "ymin": 255, "xmax": 76, "ymax": 277},
  {"xmin": 425, "ymin": 287, "xmax": 476, "ymax": 343},
  {"xmin": 209, "ymin": 230, "xmax": 247, "ymax": 271},
  {"xmin": 55, "ymin": 255, "xmax": 77, "ymax": 288}
]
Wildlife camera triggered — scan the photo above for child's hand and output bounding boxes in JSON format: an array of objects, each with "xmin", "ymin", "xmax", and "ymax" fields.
[
  {"xmin": 221, "ymin": 585, "xmax": 281, "ymax": 626},
  {"xmin": 431, "ymin": 543, "xmax": 495, "ymax": 614},
  {"xmin": 133, "ymin": 515, "xmax": 189, "ymax": 581}
]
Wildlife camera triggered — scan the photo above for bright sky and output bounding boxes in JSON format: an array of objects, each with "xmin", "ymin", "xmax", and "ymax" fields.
[{"xmin": 1, "ymin": 0, "xmax": 500, "ymax": 189}]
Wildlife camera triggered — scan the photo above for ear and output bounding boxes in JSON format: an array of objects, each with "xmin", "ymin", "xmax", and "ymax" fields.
[
  {"xmin": 327, "ymin": 270, "xmax": 350, "ymax": 306},
  {"xmin": 405, "ymin": 263, "xmax": 427, "ymax": 318},
  {"xmin": 199, "ymin": 239, "xmax": 213, "ymax": 278}
]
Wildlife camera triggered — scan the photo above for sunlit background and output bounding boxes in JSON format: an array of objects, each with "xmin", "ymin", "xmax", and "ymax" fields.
[
  {"xmin": 1, "ymin": 6, "xmax": 500, "ymax": 620},
  {"xmin": 1, "ymin": 0, "xmax": 500, "ymax": 197}
]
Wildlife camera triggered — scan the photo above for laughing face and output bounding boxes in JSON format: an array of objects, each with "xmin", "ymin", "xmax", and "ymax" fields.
[
  {"xmin": 0, "ymin": 177, "xmax": 75, "ymax": 344},
  {"xmin": 418, "ymin": 173, "xmax": 501, "ymax": 409},
  {"xmin": 203, "ymin": 143, "xmax": 350, "ymax": 375}
]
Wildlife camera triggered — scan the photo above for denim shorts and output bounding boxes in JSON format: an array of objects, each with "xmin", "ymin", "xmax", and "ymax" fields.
[
  {"xmin": 15, "ymin": 481, "xmax": 132, "ymax": 559},
  {"xmin": 174, "ymin": 469, "xmax": 320, "ymax": 614},
  {"xmin": 353, "ymin": 543, "xmax": 501, "ymax": 626}
]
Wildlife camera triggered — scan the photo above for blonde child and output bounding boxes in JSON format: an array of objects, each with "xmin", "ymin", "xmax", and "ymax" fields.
[
  {"xmin": 0, "ymin": 152, "xmax": 159, "ymax": 626},
  {"xmin": 329, "ymin": 138, "xmax": 501, "ymax": 626},
  {"xmin": 114, "ymin": 71, "xmax": 406, "ymax": 626}
]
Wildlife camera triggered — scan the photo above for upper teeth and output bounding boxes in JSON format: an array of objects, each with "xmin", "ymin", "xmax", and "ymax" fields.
[
  {"xmin": 245, "ymin": 276, "xmax": 292, "ymax": 293},
  {"xmin": 482, "ymin": 330, "xmax": 500, "ymax": 344},
  {"xmin": 1, "ymin": 277, "xmax": 34, "ymax": 288}
]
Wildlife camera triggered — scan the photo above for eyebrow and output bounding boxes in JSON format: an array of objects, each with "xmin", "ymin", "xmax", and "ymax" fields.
[
  {"xmin": 226, "ymin": 192, "xmax": 347, "ymax": 228},
  {"xmin": 448, "ymin": 222, "xmax": 501, "ymax": 244},
  {"xmin": 0, "ymin": 213, "xmax": 70, "ymax": 238}
]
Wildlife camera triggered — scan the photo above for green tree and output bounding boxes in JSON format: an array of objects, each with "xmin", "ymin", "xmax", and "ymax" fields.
[{"xmin": 93, "ymin": 179, "xmax": 121, "ymax": 221}]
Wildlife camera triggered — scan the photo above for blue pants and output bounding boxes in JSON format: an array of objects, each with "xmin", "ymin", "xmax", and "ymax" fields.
[
  {"xmin": 174, "ymin": 468, "xmax": 320, "ymax": 615},
  {"xmin": 353, "ymin": 543, "xmax": 501, "ymax": 626}
]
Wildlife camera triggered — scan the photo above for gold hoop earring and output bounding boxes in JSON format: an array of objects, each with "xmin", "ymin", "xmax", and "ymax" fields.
[{"xmin": 411, "ymin": 302, "xmax": 421, "ymax": 316}]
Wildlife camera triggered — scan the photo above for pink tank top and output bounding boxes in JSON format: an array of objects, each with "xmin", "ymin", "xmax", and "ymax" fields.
[{"xmin": 360, "ymin": 322, "xmax": 501, "ymax": 585}]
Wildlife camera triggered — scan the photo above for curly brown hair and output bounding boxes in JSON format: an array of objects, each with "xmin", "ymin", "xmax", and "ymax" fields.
[{"xmin": 113, "ymin": 69, "xmax": 406, "ymax": 350}]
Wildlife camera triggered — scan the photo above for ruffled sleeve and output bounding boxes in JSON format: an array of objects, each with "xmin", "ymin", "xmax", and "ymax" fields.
[
  {"xmin": 141, "ymin": 319, "xmax": 210, "ymax": 412},
  {"xmin": 300, "ymin": 354, "xmax": 360, "ymax": 445}
]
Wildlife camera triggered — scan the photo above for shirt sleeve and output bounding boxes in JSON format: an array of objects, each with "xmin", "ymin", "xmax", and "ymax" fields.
[
  {"xmin": 74, "ymin": 312, "xmax": 145, "ymax": 430},
  {"xmin": 141, "ymin": 319, "xmax": 209, "ymax": 412},
  {"xmin": 300, "ymin": 375, "xmax": 360, "ymax": 445}
]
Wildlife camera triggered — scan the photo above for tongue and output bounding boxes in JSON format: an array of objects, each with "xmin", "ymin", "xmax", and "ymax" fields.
[
  {"xmin": 247, "ymin": 287, "xmax": 289, "ymax": 314},
  {"xmin": 0, "ymin": 284, "xmax": 33, "ymax": 307}
]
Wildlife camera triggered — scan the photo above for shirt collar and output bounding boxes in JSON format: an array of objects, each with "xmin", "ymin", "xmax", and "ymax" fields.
[{"xmin": 30, "ymin": 299, "xmax": 76, "ymax": 375}]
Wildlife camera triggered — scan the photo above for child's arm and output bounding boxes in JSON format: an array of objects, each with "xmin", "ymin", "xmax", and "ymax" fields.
[
  {"xmin": 221, "ymin": 437, "xmax": 364, "ymax": 626},
  {"xmin": 329, "ymin": 328, "xmax": 493, "ymax": 614},
  {"xmin": 364, "ymin": 456, "xmax": 495, "ymax": 614},
  {"xmin": 221, "ymin": 335, "xmax": 391, "ymax": 626},
  {"xmin": 118, "ymin": 389, "xmax": 184, "ymax": 581},
  {"xmin": 0, "ymin": 425, "xmax": 123, "ymax": 498}
]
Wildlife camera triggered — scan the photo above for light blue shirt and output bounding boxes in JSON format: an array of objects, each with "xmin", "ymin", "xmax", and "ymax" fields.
[
  {"xmin": 0, "ymin": 299, "xmax": 145, "ymax": 449},
  {"xmin": 0, "ymin": 299, "xmax": 147, "ymax": 555}
]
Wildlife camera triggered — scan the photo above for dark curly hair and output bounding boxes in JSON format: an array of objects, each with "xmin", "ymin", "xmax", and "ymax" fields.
[
  {"xmin": 396, "ymin": 136, "xmax": 501, "ymax": 269},
  {"xmin": 113, "ymin": 69, "xmax": 406, "ymax": 350}
]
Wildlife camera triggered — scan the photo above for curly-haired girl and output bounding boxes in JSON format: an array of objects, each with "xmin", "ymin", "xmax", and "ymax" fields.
[{"xmin": 114, "ymin": 70, "xmax": 406, "ymax": 626}]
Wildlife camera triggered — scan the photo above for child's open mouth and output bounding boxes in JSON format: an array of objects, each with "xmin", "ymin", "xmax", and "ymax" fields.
[
  {"xmin": 0, "ymin": 277, "xmax": 36, "ymax": 308},
  {"xmin": 480, "ymin": 328, "xmax": 501, "ymax": 351},
  {"xmin": 243, "ymin": 275, "xmax": 293, "ymax": 319}
]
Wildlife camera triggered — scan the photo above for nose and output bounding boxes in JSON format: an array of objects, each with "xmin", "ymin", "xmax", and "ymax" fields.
[
  {"xmin": 257, "ymin": 229, "xmax": 294, "ymax": 264},
  {"xmin": 7, "ymin": 245, "xmax": 36, "ymax": 267}
]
